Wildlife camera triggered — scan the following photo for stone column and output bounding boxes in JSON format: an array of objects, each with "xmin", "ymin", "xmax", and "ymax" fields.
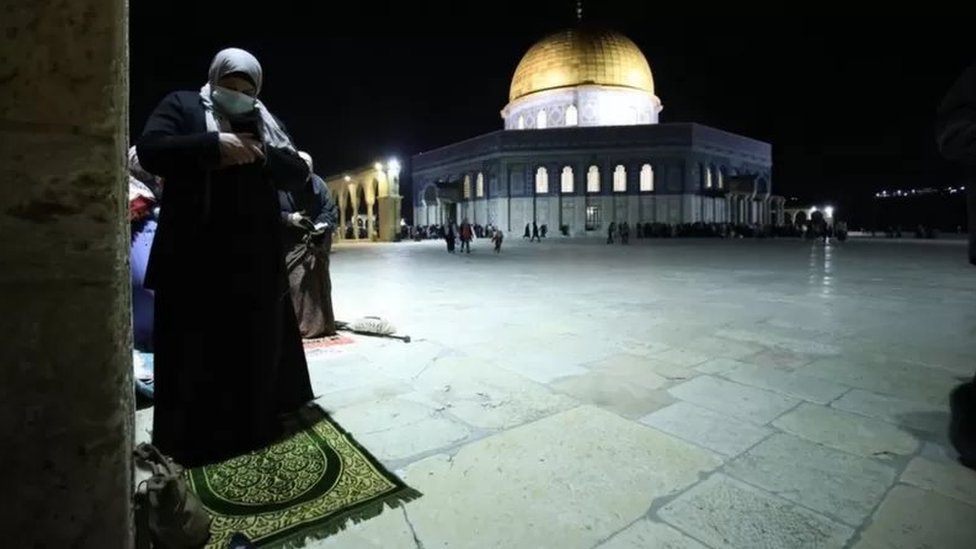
[
  {"xmin": 338, "ymin": 197, "xmax": 347, "ymax": 241},
  {"xmin": 347, "ymin": 183, "xmax": 360, "ymax": 240},
  {"xmin": 375, "ymin": 194, "xmax": 400, "ymax": 241},
  {"xmin": 366, "ymin": 199, "xmax": 376, "ymax": 241},
  {"xmin": 0, "ymin": 1, "xmax": 133, "ymax": 547}
]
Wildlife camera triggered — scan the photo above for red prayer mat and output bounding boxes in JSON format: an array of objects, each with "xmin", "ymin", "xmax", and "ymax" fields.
[{"xmin": 303, "ymin": 334, "xmax": 355, "ymax": 351}]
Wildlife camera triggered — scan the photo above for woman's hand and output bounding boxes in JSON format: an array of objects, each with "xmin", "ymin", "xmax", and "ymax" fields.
[{"xmin": 218, "ymin": 132, "xmax": 264, "ymax": 166}]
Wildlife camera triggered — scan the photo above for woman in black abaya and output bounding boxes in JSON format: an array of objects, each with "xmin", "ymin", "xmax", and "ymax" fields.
[{"xmin": 137, "ymin": 48, "xmax": 313, "ymax": 466}]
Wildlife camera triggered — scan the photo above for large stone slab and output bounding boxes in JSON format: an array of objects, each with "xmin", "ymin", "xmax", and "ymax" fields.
[
  {"xmin": 467, "ymin": 333, "xmax": 613, "ymax": 384},
  {"xmin": 331, "ymin": 397, "xmax": 472, "ymax": 463},
  {"xmin": 585, "ymin": 353, "xmax": 693, "ymax": 384},
  {"xmin": 854, "ymin": 485, "xmax": 976, "ymax": 549},
  {"xmin": 410, "ymin": 356, "xmax": 578, "ymax": 430},
  {"xmin": 724, "ymin": 363, "xmax": 849, "ymax": 404},
  {"xmin": 716, "ymin": 328, "xmax": 840, "ymax": 356},
  {"xmin": 801, "ymin": 354, "xmax": 958, "ymax": 405},
  {"xmin": 496, "ymin": 350, "xmax": 589, "ymax": 384},
  {"xmin": 596, "ymin": 519, "xmax": 708, "ymax": 549},
  {"xmin": 668, "ymin": 375, "xmax": 799, "ymax": 424},
  {"xmin": 773, "ymin": 403, "xmax": 919, "ymax": 459},
  {"xmin": 315, "ymin": 381, "xmax": 411, "ymax": 412},
  {"xmin": 900, "ymin": 456, "xmax": 976, "ymax": 507},
  {"xmin": 659, "ymin": 474, "xmax": 853, "ymax": 549},
  {"xmin": 307, "ymin": 352, "xmax": 399, "ymax": 397},
  {"xmin": 726, "ymin": 433, "xmax": 896, "ymax": 525},
  {"xmin": 680, "ymin": 335, "xmax": 767, "ymax": 360},
  {"xmin": 553, "ymin": 369, "xmax": 672, "ymax": 419},
  {"xmin": 694, "ymin": 357, "xmax": 750, "ymax": 375},
  {"xmin": 649, "ymin": 347, "xmax": 714, "ymax": 368},
  {"xmin": 364, "ymin": 339, "xmax": 461, "ymax": 381},
  {"xmin": 401, "ymin": 406, "xmax": 721, "ymax": 549},
  {"xmin": 640, "ymin": 401, "xmax": 772, "ymax": 457},
  {"xmin": 355, "ymin": 417, "xmax": 472, "ymax": 463},
  {"xmin": 831, "ymin": 389, "xmax": 948, "ymax": 439},
  {"xmin": 747, "ymin": 348, "xmax": 819, "ymax": 370}
]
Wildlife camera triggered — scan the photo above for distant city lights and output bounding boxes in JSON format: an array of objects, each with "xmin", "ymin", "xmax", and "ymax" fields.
[{"xmin": 874, "ymin": 186, "xmax": 966, "ymax": 198}]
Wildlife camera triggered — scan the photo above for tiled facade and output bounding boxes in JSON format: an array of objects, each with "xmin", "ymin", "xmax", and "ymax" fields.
[{"xmin": 411, "ymin": 123, "xmax": 780, "ymax": 235}]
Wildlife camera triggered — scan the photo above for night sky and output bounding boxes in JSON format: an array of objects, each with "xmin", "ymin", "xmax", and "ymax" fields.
[{"xmin": 130, "ymin": 4, "xmax": 974, "ymax": 226}]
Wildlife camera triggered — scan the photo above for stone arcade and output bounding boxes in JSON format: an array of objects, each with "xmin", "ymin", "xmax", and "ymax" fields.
[
  {"xmin": 323, "ymin": 161, "xmax": 403, "ymax": 242},
  {"xmin": 411, "ymin": 27, "xmax": 786, "ymax": 235}
]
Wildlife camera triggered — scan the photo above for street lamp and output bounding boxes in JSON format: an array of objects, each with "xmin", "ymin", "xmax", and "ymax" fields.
[
  {"xmin": 374, "ymin": 162, "xmax": 383, "ymax": 172},
  {"xmin": 343, "ymin": 175, "xmax": 351, "ymax": 182}
]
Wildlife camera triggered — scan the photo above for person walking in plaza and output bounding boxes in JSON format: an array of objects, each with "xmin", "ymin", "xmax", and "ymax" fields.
[
  {"xmin": 460, "ymin": 218, "xmax": 474, "ymax": 253},
  {"xmin": 445, "ymin": 222, "xmax": 457, "ymax": 253},
  {"xmin": 607, "ymin": 221, "xmax": 617, "ymax": 244},
  {"xmin": 136, "ymin": 47, "xmax": 313, "ymax": 466},
  {"xmin": 523, "ymin": 223, "xmax": 531, "ymax": 239},
  {"xmin": 280, "ymin": 151, "xmax": 339, "ymax": 339},
  {"xmin": 531, "ymin": 221, "xmax": 541, "ymax": 242},
  {"xmin": 492, "ymin": 227, "xmax": 504, "ymax": 253}
]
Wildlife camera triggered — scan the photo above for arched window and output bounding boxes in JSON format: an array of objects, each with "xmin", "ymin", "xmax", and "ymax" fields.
[
  {"xmin": 613, "ymin": 165, "xmax": 627, "ymax": 192},
  {"xmin": 717, "ymin": 168, "xmax": 724, "ymax": 189},
  {"xmin": 535, "ymin": 166, "xmax": 549, "ymax": 193},
  {"xmin": 640, "ymin": 164, "xmax": 654, "ymax": 192},
  {"xmin": 463, "ymin": 175, "xmax": 472, "ymax": 199},
  {"xmin": 565, "ymin": 105, "xmax": 578, "ymax": 126},
  {"xmin": 561, "ymin": 166, "xmax": 574, "ymax": 193},
  {"xmin": 476, "ymin": 172, "xmax": 485, "ymax": 197},
  {"xmin": 587, "ymin": 165, "xmax": 600, "ymax": 193},
  {"xmin": 517, "ymin": 115, "xmax": 525, "ymax": 130},
  {"xmin": 536, "ymin": 110, "xmax": 547, "ymax": 129},
  {"xmin": 705, "ymin": 166, "xmax": 713, "ymax": 189}
]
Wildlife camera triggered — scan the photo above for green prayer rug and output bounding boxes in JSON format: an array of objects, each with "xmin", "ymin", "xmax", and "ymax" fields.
[{"xmin": 186, "ymin": 405, "xmax": 421, "ymax": 548}]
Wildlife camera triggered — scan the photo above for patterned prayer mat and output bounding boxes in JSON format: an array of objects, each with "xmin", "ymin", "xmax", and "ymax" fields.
[
  {"xmin": 186, "ymin": 405, "xmax": 420, "ymax": 548},
  {"xmin": 302, "ymin": 334, "xmax": 355, "ymax": 352}
]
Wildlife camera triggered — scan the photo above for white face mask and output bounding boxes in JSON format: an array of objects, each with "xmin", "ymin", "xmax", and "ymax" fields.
[{"xmin": 211, "ymin": 85, "xmax": 256, "ymax": 115}]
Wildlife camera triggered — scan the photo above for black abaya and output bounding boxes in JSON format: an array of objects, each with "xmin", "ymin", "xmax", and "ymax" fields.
[{"xmin": 137, "ymin": 91, "xmax": 313, "ymax": 466}]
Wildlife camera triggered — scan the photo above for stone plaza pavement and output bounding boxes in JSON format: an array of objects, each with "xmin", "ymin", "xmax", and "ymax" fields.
[{"xmin": 137, "ymin": 236, "xmax": 976, "ymax": 548}]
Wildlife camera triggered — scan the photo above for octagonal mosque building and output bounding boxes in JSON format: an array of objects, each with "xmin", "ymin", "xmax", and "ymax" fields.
[{"xmin": 411, "ymin": 26, "xmax": 782, "ymax": 235}]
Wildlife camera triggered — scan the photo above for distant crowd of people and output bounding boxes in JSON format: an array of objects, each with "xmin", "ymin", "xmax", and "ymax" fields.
[{"xmin": 398, "ymin": 220, "xmax": 863, "ymax": 244}]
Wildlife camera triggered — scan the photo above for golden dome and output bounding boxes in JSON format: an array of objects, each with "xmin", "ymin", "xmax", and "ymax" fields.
[{"xmin": 508, "ymin": 27, "xmax": 655, "ymax": 102}]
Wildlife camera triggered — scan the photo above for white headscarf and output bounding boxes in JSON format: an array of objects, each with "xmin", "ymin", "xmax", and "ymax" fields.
[{"xmin": 198, "ymin": 47, "xmax": 296, "ymax": 152}]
